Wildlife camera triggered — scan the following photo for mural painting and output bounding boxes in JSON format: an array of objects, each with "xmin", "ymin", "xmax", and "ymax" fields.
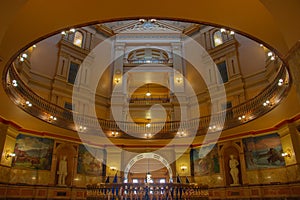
[
  {"xmin": 192, "ymin": 144, "xmax": 220, "ymax": 176},
  {"xmin": 243, "ymin": 133, "xmax": 285, "ymax": 170},
  {"xmin": 77, "ymin": 145, "xmax": 105, "ymax": 176},
  {"xmin": 12, "ymin": 134, "xmax": 54, "ymax": 170}
]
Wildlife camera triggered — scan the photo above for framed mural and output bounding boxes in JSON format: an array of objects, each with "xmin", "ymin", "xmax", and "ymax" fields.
[
  {"xmin": 12, "ymin": 134, "xmax": 54, "ymax": 170},
  {"xmin": 192, "ymin": 144, "xmax": 220, "ymax": 176},
  {"xmin": 243, "ymin": 133, "xmax": 285, "ymax": 170},
  {"xmin": 77, "ymin": 145, "xmax": 106, "ymax": 176}
]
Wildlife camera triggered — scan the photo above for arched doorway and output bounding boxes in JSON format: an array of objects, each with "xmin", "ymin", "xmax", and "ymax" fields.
[{"xmin": 124, "ymin": 153, "xmax": 173, "ymax": 183}]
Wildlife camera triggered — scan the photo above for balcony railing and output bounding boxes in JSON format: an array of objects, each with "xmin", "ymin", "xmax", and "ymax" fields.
[
  {"xmin": 4, "ymin": 61, "xmax": 290, "ymax": 139},
  {"xmin": 86, "ymin": 183, "xmax": 208, "ymax": 200},
  {"xmin": 128, "ymin": 95, "xmax": 170, "ymax": 104},
  {"xmin": 127, "ymin": 58, "xmax": 169, "ymax": 64}
]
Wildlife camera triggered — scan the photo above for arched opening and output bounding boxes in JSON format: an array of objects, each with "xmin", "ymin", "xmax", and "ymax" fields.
[
  {"xmin": 124, "ymin": 153, "xmax": 173, "ymax": 183},
  {"xmin": 127, "ymin": 48, "xmax": 169, "ymax": 64}
]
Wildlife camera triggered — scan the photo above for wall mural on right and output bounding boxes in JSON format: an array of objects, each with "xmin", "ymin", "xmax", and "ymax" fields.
[{"xmin": 243, "ymin": 133, "xmax": 285, "ymax": 170}]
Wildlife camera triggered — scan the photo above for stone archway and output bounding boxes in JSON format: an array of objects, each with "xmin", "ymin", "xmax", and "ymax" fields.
[{"xmin": 124, "ymin": 153, "xmax": 173, "ymax": 182}]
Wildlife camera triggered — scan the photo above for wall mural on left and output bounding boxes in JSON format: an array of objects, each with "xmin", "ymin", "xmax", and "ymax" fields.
[
  {"xmin": 77, "ymin": 145, "xmax": 106, "ymax": 176},
  {"xmin": 192, "ymin": 144, "xmax": 220, "ymax": 176},
  {"xmin": 12, "ymin": 134, "xmax": 54, "ymax": 170}
]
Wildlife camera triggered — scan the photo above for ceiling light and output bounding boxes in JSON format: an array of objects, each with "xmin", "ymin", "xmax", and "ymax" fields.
[{"xmin": 146, "ymin": 84, "xmax": 151, "ymax": 96}]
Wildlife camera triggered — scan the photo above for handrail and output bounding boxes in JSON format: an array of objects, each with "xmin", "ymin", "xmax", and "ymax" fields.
[
  {"xmin": 5, "ymin": 60, "xmax": 290, "ymax": 139},
  {"xmin": 86, "ymin": 183, "xmax": 209, "ymax": 199}
]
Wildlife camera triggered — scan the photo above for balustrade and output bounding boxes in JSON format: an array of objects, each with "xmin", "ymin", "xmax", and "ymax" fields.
[
  {"xmin": 4, "ymin": 62, "xmax": 290, "ymax": 138},
  {"xmin": 86, "ymin": 183, "xmax": 208, "ymax": 200}
]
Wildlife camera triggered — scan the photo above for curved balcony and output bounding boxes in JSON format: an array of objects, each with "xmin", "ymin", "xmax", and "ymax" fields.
[{"xmin": 4, "ymin": 61, "xmax": 290, "ymax": 139}]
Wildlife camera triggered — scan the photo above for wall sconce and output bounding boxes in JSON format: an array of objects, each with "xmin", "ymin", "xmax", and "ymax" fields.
[
  {"xmin": 24, "ymin": 100, "xmax": 32, "ymax": 107},
  {"xmin": 114, "ymin": 77, "xmax": 121, "ymax": 84},
  {"xmin": 281, "ymin": 148, "xmax": 292, "ymax": 158},
  {"xmin": 263, "ymin": 100, "xmax": 273, "ymax": 107},
  {"xmin": 110, "ymin": 166, "xmax": 117, "ymax": 171},
  {"xmin": 78, "ymin": 125, "xmax": 87, "ymax": 132},
  {"xmin": 238, "ymin": 115, "xmax": 246, "ymax": 121},
  {"xmin": 61, "ymin": 28, "xmax": 76, "ymax": 35},
  {"xmin": 278, "ymin": 78, "xmax": 288, "ymax": 86},
  {"xmin": 177, "ymin": 131, "xmax": 186, "ymax": 137},
  {"xmin": 5, "ymin": 151, "xmax": 16, "ymax": 160},
  {"xmin": 176, "ymin": 77, "xmax": 183, "ymax": 83},
  {"xmin": 220, "ymin": 28, "xmax": 235, "ymax": 35},
  {"xmin": 112, "ymin": 131, "xmax": 119, "ymax": 137},
  {"xmin": 180, "ymin": 165, "xmax": 187, "ymax": 171},
  {"xmin": 49, "ymin": 115, "xmax": 57, "ymax": 121}
]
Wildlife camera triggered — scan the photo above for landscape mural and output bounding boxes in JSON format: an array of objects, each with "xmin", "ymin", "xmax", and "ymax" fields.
[
  {"xmin": 243, "ymin": 133, "xmax": 285, "ymax": 170},
  {"xmin": 192, "ymin": 144, "xmax": 220, "ymax": 176},
  {"xmin": 12, "ymin": 134, "xmax": 54, "ymax": 170},
  {"xmin": 77, "ymin": 145, "xmax": 105, "ymax": 176}
]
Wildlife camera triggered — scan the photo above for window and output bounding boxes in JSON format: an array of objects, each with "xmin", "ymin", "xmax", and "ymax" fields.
[
  {"xmin": 222, "ymin": 101, "xmax": 232, "ymax": 110},
  {"xmin": 217, "ymin": 61, "xmax": 228, "ymax": 83},
  {"xmin": 68, "ymin": 62, "xmax": 79, "ymax": 84},
  {"xmin": 213, "ymin": 31, "xmax": 223, "ymax": 47},
  {"xmin": 64, "ymin": 102, "xmax": 74, "ymax": 111},
  {"xmin": 73, "ymin": 31, "xmax": 83, "ymax": 48},
  {"xmin": 222, "ymin": 101, "xmax": 233, "ymax": 119}
]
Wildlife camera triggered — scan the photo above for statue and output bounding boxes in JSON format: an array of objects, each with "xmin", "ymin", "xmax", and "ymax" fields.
[
  {"xmin": 57, "ymin": 156, "xmax": 68, "ymax": 186},
  {"xmin": 229, "ymin": 154, "xmax": 239, "ymax": 185}
]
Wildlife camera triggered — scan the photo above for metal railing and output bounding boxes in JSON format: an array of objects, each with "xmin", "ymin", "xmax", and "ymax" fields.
[
  {"xmin": 5, "ymin": 61, "xmax": 290, "ymax": 138},
  {"xmin": 86, "ymin": 183, "xmax": 208, "ymax": 200}
]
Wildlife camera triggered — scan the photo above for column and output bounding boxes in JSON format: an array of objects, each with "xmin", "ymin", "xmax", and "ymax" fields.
[
  {"xmin": 171, "ymin": 43, "xmax": 188, "ymax": 121},
  {"xmin": 111, "ymin": 42, "xmax": 126, "ymax": 122}
]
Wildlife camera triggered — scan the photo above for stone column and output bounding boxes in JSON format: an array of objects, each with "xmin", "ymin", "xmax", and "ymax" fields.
[
  {"xmin": 171, "ymin": 43, "xmax": 188, "ymax": 121},
  {"xmin": 111, "ymin": 42, "xmax": 126, "ymax": 121}
]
